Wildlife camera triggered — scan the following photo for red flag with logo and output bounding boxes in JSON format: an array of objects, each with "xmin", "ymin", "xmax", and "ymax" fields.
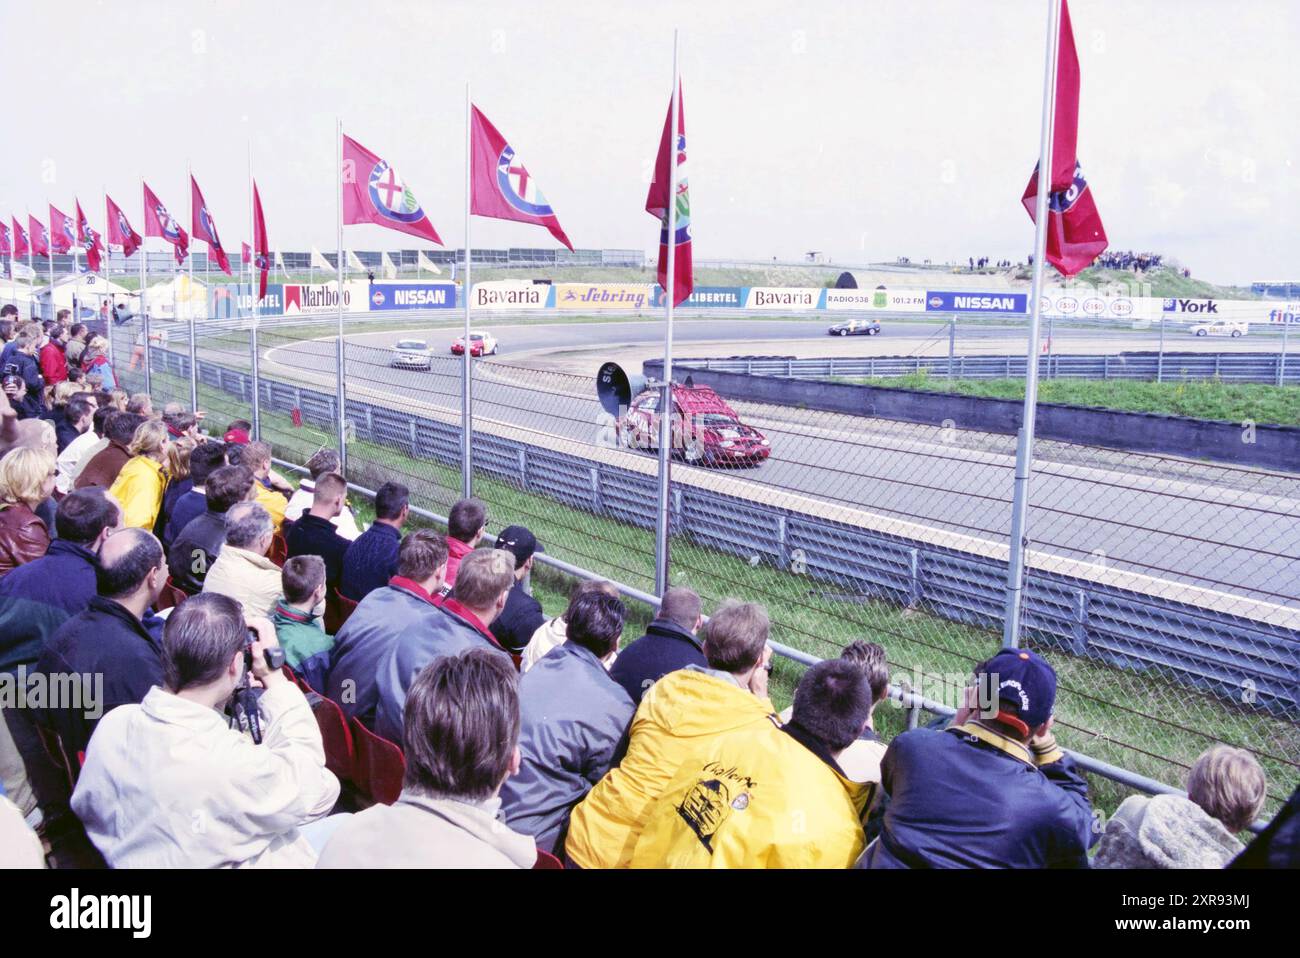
[
  {"xmin": 469, "ymin": 106, "xmax": 573, "ymax": 250},
  {"xmin": 50, "ymin": 204, "xmax": 76, "ymax": 254},
  {"xmin": 11, "ymin": 218, "xmax": 28, "ymax": 259},
  {"xmin": 0, "ymin": 221, "xmax": 9, "ymax": 258},
  {"xmin": 645, "ymin": 83, "xmax": 693, "ymax": 307},
  {"xmin": 341, "ymin": 134, "xmax": 442, "ymax": 244},
  {"xmin": 190, "ymin": 176, "xmax": 232, "ymax": 275},
  {"xmin": 241, "ymin": 242, "xmax": 251, "ymax": 265},
  {"xmin": 252, "ymin": 181, "xmax": 270, "ymax": 302},
  {"xmin": 143, "ymin": 182, "xmax": 189, "ymax": 264},
  {"xmin": 76, "ymin": 200, "xmax": 105, "ymax": 272},
  {"xmin": 1021, "ymin": 0, "xmax": 1107, "ymax": 277},
  {"xmin": 29, "ymin": 214, "xmax": 49, "ymax": 258},
  {"xmin": 106, "ymin": 194, "xmax": 143, "ymax": 258}
]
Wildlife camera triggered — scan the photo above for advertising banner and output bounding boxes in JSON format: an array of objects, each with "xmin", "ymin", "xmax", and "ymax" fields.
[
  {"xmin": 651, "ymin": 285, "xmax": 747, "ymax": 308},
  {"xmin": 1039, "ymin": 289, "xmax": 1137, "ymax": 322},
  {"xmin": 210, "ymin": 283, "xmax": 284, "ymax": 319},
  {"xmin": 925, "ymin": 290, "xmax": 1028, "ymax": 313},
  {"xmin": 825, "ymin": 287, "xmax": 926, "ymax": 312},
  {"xmin": 471, "ymin": 281, "xmax": 554, "ymax": 309},
  {"xmin": 367, "ymin": 282, "xmax": 458, "ymax": 311},
  {"xmin": 745, "ymin": 287, "xmax": 825, "ymax": 310},
  {"xmin": 554, "ymin": 283, "xmax": 653, "ymax": 310},
  {"xmin": 282, "ymin": 281, "xmax": 369, "ymax": 315}
]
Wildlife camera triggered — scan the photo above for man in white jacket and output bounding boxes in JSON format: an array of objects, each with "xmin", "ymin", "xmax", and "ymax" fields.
[{"xmin": 71, "ymin": 592, "xmax": 341, "ymax": 868}]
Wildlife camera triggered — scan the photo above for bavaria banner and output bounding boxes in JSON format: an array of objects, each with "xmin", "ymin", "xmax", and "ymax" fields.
[
  {"xmin": 283, "ymin": 281, "xmax": 369, "ymax": 315},
  {"xmin": 368, "ymin": 282, "xmax": 457, "ymax": 311},
  {"xmin": 651, "ymin": 285, "xmax": 745, "ymax": 308},
  {"xmin": 745, "ymin": 287, "xmax": 825, "ymax": 310},
  {"xmin": 471, "ymin": 281, "xmax": 554, "ymax": 310},
  {"xmin": 925, "ymin": 290, "xmax": 1028, "ymax": 313},
  {"xmin": 825, "ymin": 287, "xmax": 927, "ymax": 312},
  {"xmin": 554, "ymin": 284, "xmax": 653, "ymax": 310}
]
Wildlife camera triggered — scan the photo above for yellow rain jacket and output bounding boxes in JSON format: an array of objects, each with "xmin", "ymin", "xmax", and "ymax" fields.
[
  {"xmin": 628, "ymin": 720, "xmax": 873, "ymax": 869},
  {"xmin": 565, "ymin": 667, "xmax": 777, "ymax": 869},
  {"xmin": 108, "ymin": 456, "xmax": 167, "ymax": 531}
]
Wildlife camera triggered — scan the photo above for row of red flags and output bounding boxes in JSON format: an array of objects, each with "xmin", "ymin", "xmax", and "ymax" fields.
[{"xmin": 0, "ymin": 6, "xmax": 1108, "ymax": 311}]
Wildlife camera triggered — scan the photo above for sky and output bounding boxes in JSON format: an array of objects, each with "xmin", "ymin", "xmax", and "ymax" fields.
[{"xmin": 1, "ymin": 0, "xmax": 1296, "ymax": 285}]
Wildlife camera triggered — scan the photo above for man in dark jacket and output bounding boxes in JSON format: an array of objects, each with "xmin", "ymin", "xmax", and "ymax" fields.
[
  {"xmin": 489, "ymin": 525, "xmax": 546, "ymax": 654},
  {"xmin": 374, "ymin": 547, "xmax": 514, "ymax": 743},
  {"xmin": 339, "ymin": 481, "xmax": 407, "ymax": 601},
  {"xmin": 168, "ymin": 465, "xmax": 254, "ymax": 594},
  {"xmin": 499, "ymin": 590, "xmax": 634, "ymax": 855},
  {"xmin": 857, "ymin": 647, "xmax": 1096, "ymax": 869},
  {"xmin": 75, "ymin": 411, "xmax": 144, "ymax": 490},
  {"xmin": 54, "ymin": 393, "xmax": 94, "ymax": 453},
  {"xmin": 609, "ymin": 586, "xmax": 704, "ymax": 705},
  {"xmin": 162, "ymin": 440, "xmax": 227, "ymax": 551},
  {"xmin": 0, "ymin": 489, "xmax": 121, "ymax": 673},
  {"xmin": 285, "ymin": 471, "xmax": 350, "ymax": 589},
  {"xmin": 32, "ymin": 527, "xmax": 168, "ymax": 757},
  {"xmin": 327, "ymin": 530, "xmax": 450, "ymax": 730}
]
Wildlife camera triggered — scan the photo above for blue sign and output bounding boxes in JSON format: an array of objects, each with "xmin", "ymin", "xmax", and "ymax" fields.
[
  {"xmin": 651, "ymin": 285, "xmax": 747, "ymax": 308},
  {"xmin": 925, "ymin": 291, "xmax": 1028, "ymax": 313},
  {"xmin": 209, "ymin": 283, "xmax": 284, "ymax": 319},
  {"xmin": 368, "ymin": 282, "xmax": 457, "ymax": 310}
]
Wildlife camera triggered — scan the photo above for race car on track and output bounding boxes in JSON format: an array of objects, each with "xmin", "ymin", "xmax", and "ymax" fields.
[
  {"xmin": 827, "ymin": 318, "xmax": 881, "ymax": 336},
  {"xmin": 390, "ymin": 339, "xmax": 433, "ymax": 370},
  {"xmin": 451, "ymin": 331, "xmax": 499, "ymax": 356},
  {"xmin": 1189, "ymin": 320, "xmax": 1248, "ymax": 338},
  {"xmin": 618, "ymin": 383, "xmax": 770, "ymax": 467}
]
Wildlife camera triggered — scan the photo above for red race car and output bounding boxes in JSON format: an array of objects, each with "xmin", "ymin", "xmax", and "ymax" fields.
[
  {"xmin": 450, "ymin": 331, "xmax": 499, "ymax": 356},
  {"xmin": 618, "ymin": 383, "xmax": 770, "ymax": 467}
]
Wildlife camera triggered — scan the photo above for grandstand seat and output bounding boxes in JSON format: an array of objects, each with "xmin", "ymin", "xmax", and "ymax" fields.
[
  {"xmin": 268, "ymin": 531, "xmax": 288, "ymax": 567},
  {"xmin": 310, "ymin": 694, "xmax": 355, "ymax": 784},
  {"xmin": 534, "ymin": 849, "xmax": 564, "ymax": 870},
  {"xmin": 349, "ymin": 717, "xmax": 405, "ymax": 806},
  {"xmin": 155, "ymin": 576, "xmax": 191, "ymax": 612},
  {"xmin": 324, "ymin": 588, "xmax": 358, "ymax": 635}
]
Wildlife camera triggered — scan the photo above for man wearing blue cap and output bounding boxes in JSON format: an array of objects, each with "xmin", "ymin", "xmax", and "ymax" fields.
[{"xmin": 857, "ymin": 647, "xmax": 1096, "ymax": 868}]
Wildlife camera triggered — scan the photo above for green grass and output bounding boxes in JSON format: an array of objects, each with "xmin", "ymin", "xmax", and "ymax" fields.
[{"xmin": 837, "ymin": 371, "xmax": 1300, "ymax": 426}]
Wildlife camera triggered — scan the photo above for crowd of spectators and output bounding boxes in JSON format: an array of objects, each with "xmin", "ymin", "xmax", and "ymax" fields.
[
  {"xmin": 1095, "ymin": 249, "xmax": 1164, "ymax": 272},
  {"xmin": 0, "ymin": 348, "xmax": 1291, "ymax": 869}
]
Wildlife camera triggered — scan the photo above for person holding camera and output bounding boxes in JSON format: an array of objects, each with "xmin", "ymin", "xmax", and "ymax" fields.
[{"xmin": 71, "ymin": 592, "xmax": 342, "ymax": 868}]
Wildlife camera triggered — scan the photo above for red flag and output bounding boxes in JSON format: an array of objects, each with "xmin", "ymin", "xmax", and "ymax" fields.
[
  {"xmin": 0, "ymin": 221, "xmax": 9, "ymax": 258},
  {"xmin": 470, "ymin": 106, "xmax": 572, "ymax": 250},
  {"xmin": 241, "ymin": 242, "xmax": 251, "ymax": 265},
  {"xmin": 106, "ymin": 194, "xmax": 143, "ymax": 258},
  {"xmin": 252, "ymin": 181, "xmax": 269, "ymax": 302},
  {"xmin": 76, "ymin": 200, "xmax": 105, "ymax": 272},
  {"xmin": 29, "ymin": 214, "xmax": 49, "ymax": 258},
  {"xmin": 190, "ymin": 176, "xmax": 232, "ymax": 275},
  {"xmin": 1022, "ymin": 0, "xmax": 1107, "ymax": 277},
  {"xmin": 12, "ymin": 217, "xmax": 29, "ymax": 259},
  {"xmin": 50, "ymin": 204, "xmax": 76, "ymax": 254},
  {"xmin": 143, "ymin": 182, "xmax": 190, "ymax": 265},
  {"xmin": 645, "ymin": 83, "xmax": 693, "ymax": 307},
  {"xmin": 341, "ymin": 134, "xmax": 442, "ymax": 244}
]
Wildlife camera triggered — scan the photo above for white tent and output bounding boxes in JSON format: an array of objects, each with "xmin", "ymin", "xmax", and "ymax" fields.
[
  {"xmin": 143, "ymin": 274, "xmax": 210, "ymax": 321},
  {"xmin": 38, "ymin": 272, "xmax": 135, "ymax": 313}
]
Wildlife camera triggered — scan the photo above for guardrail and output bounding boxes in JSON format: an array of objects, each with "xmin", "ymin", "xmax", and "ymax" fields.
[{"xmin": 146, "ymin": 343, "xmax": 1300, "ymax": 722}]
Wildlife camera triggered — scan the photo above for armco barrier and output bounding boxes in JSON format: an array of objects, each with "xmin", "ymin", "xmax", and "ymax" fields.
[
  {"xmin": 150, "ymin": 345, "xmax": 1300, "ymax": 717},
  {"xmin": 650, "ymin": 357, "xmax": 1300, "ymax": 473}
]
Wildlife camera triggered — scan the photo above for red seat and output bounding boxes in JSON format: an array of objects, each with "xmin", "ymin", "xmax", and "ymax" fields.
[
  {"xmin": 349, "ymin": 717, "xmax": 405, "ymax": 806},
  {"xmin": 311, "ymin": 695, "xmax": 355, "ymax": 785},
  {"xmin": 156, "ymin": 576, "xmax": 190, "ymax": 612},
  {"xmin": 268, "ymin": 531, "xmax": 289, "ymax": 567},
  {"xmin": 324, "ymin": 588, "xmax": 358, "ymax": 635},
  {"xmin": 534, "ymin": 849, "xmax": 564, "ymax": 870}
]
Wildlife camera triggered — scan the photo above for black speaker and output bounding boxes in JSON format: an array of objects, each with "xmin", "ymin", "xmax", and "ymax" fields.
[{"xmin": 596, "ymin": 362, "xmax": 648, "ymax": 416}]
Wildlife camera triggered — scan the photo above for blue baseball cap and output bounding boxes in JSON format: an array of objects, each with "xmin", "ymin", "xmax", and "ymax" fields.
[{"xmin": 977, "ymin": 647, "xmax": 1057, "ymax": 732}]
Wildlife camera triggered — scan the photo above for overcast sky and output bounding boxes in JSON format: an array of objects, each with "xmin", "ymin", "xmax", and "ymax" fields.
[{"xmin": 2, "ymin": 0, "xmax": 1295, "ymax": 284}]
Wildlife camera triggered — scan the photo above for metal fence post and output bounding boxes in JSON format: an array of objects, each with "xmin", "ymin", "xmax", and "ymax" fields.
[
  {"xmin": 1279, "ymin": 318, "xmax": 1290, "ymax": 387},
  {"xmin": 187, "ymin": 305, "xmax": 199, "ymax": 413},
  {"xmin": 1157, "ymin": 312, "xmax": 1165, "ymax": 383},
  {"xmin": 250, "ymin": 317, "xmax": 261, "ymax": 441},
  {"xmin": 142, "ymin": 307, "xmax": 153, "ymax": 399},
  {"xmin": 336, "ymin": 332, "xmax": 347, "ymax": 473},
  {"xmin": 948, "ymin": 315, "xmax": 956, "ymax": 382}
]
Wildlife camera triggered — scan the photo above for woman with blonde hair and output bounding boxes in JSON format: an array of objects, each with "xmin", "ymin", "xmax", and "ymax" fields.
[
  {"xmin": 108, "ymin": 419, "xmax": 171, "ymax": 530},
  {"xmin": 0, "ymin": 447, "xmax": 56, "ymax": 577},
  {"xmin": 83, "ymin": 337, "xmax": 118, "ymax": 391},
  {"xmin": 155, "ymin": 434, "xmax": 197, "ymax": 539}
]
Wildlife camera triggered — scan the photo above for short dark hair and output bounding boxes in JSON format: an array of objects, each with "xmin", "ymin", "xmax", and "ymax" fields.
[
  {"xmin": 659, "ymin": 586, "xmax": 701, "ymax": 632},
  {"xmin": 374, "ymin": 481, "xmax": 409, "ymax": 521},
  {"xmin": 0, "ymin": 318, "xmax": 13, "ymax": 341},
  {"xmin": 106, "ymin": 411, "xmax": 146, "ymax": 445},
  {"xmin": 205, "ymin": 464, "xmax": 255, "ymax": 514},
  {"xmin": 397, "ymin": 529, "xmax": 448, "ymax": 581},
  {"xmin": 70, "ymin": 323, "xmax": 87, "ymax": 339},
  {"xmin": 402, "ymin": 649, "xmax": 520, "ymax": 800},
  {"xmin": 447, "ymin": 497, "xmax": 486, "ymax": 542},
  {"xmin": 91, "ymin": 405, "xmax": 113, "ymax": 437},
  {"xmin": 304, "ymin": 448, "xmax": 340, "ymax": 479},
  {"xmin": 188, "ymin": 441, "xmax": 229, "ymax": 486},
  {"xmin": 227, "ymin": 419, "xmax": 252, "ymax": 434},
  {"xmin": 840, "ymin": 640, "xmax": 890, "ymax": 704},
  {"xmin": 564, "ymin": 590, "xmax": 626, "ymax": 659},
  {"xmin": 55, "ymin": 488, "xmax": 120, "ymax": 543},
  {"xmin": 95, "ymin": 527, "xmax": 163, "ymax": 600},
  {"xmin": 701, "ymin": 600, "xmax": 769, "ymax": 673},
  {"xmin": 65, "ymin": 394, "xmax": 95, "ymax": 427},
  {"xmin": 162, "ymin": 592, "xmax": 247, "ymax": 693},
  {"xmin": 282, "ymin": 555, "xmax": 325, "ymax": 605},
  {"xmin": 0, "ymin": 305, "xmax": 17, "ymax": 319},
  {"xmin": 791, "ymin": 659, "xmax": 873, "ymax": 753},
  {"xmin": 93, "ymin": 389, "xmax": 114, "ymax": 409},
  {"xmin": 313, "ymin": 471, "xmax": 347, "ymax": 503},
  {"xmin": 563, "ymin": 579, "xmax": 620, "ymax": 623}
]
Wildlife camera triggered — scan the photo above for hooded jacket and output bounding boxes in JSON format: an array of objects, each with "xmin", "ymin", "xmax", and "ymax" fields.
[
  {"xmin": 109, "ymin": 456, "xmax": 167, "ymax": 530},
  {"xmin": 628, "ymin": 718, "xmax": 873, "ymax": 869},
  {"xmin": 566, "ymin": 665, "xmax": 777, "ymax": 869},
  {"xmin": 1092, "ymin": 794, "xmax": 1244, "ymax": 869}
]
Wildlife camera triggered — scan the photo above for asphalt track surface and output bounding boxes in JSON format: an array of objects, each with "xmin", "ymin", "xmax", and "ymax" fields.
[{"xmin": 256, "ymin": 316, "xmax": 1300, "ymax": 613}]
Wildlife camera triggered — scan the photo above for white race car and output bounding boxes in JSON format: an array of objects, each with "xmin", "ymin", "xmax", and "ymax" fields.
[
  {"xmin": 1189, "ymin": 320, "xmax": 1248, "ymax": 338},
  {"xmin": 390, "ymin": 338, "xmax": 433, "ymax": 369}
]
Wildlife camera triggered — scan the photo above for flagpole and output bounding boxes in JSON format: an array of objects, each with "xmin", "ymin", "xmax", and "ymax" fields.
[
  {"xmin": 653, "ymin": 30, "xmax": 680, "ymax": 597},
  {"xmin": 249, "ymin": 140, "xmax": 261, "ymax": 442},
  {"xmin": 461, "ymin": 80, "xmax": 473, "ymax": 499},
  {"xmin": 1003, "ymin": 0, "xmax": 1062, "ymax": 649},
  {"xmin": 27, "ymin": 215, "xmax": 35, "ymax": 318},
  {"xmin": 186, "ymin": 160, "xmax": 198, "ymax": 412},
  {"xmin": 335, "ymin": 118, "xmax": 348, "ymax": 474},
  {"xmin": 46, "ymin": 204, "xmax": 54, "ymax": 317},
  {"xmin": 141, "ymin": 210, "xmax": 151, "ymax": 399}
]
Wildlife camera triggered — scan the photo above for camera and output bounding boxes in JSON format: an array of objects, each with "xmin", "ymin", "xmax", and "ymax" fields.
[
  {"xmin": 231, "ymin": 629, "xmax": 286, "ymax": 744},
  {"xmin": 1, "ymin": 373, "xmax": 22, "ymax": 391},
  {"xmin": 244, "ymin": 628, "xmax": 286, "ymax": 673}
]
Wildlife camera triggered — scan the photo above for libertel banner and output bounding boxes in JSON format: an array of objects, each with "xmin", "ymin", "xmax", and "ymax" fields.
[
  {"xmin": 368, "ymin": 282, "xmax": 457, "ymax": 311},
  {"xmin": 825, "ymin": 287, "xmax": 927, "ymax": 312},
  {"xmin": 283, "ymin": 282, "xmax": 369, "ymax": 315},
  {"xmin": 652, "ymin": 285, "xmax": 747, "ymax": 308},
  {"xmin": 472, "ymin": 281, "xmax": 555, "ymax": 309},
  {"xmin": 926, "ymin": 291, "xmax": 1028, "ymax": 313},
  {"xmin": 746, "ymin": 287, "xmax": 825, "ymax": 310},
  {"xmin": 210, "ymin": 283, "xmax": 284, "ymax": 319},
  {"xmin": 555, "ymin": 284, "xmax": 653, "ymax": 310}
]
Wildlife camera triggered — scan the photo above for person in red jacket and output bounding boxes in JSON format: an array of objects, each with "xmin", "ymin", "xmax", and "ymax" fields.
[{"xmin": 38, "ymin": 323, "xmax": 70, "ymax": 397}]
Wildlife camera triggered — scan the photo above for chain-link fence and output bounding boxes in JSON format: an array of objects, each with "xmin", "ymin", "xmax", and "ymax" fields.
[{"xmin": 124, "ymin": 309, "xmax": 1299, "ymax": 824}]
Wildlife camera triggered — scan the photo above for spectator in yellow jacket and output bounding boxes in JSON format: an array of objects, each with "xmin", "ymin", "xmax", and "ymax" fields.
[
  {"xmin": 565, "ymin": 600, "xmax": 777, "ymax": 869},
  {"xmin": 238, "ymin": 440, "xmax": 290, "ymax": 533},
  {"xmin": 629, "ymin": 658, "xmax": 875, "ymax": 869},
  {"xmin": 108, "ymin": 419, "xmax": 171, "ymax": 530}
]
